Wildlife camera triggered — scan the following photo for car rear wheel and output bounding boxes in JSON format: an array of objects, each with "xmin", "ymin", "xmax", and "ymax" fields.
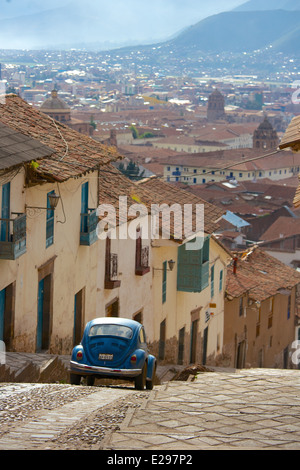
[
  {"xmin": 70, "ymin": 373, "xmax": 81, "ymax": 385},
  {"xmin": 86, "ymin": 376, "xmax": 95, "ymax": 386},
  {"xmin": 135, "ymin": 363, "xmax": 147, "ymax": 390}
]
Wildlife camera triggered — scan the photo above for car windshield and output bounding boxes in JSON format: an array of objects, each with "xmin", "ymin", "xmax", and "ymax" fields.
[{"xmin": 89, "ymin": 324, "xmax": 133, "ymax": 339}]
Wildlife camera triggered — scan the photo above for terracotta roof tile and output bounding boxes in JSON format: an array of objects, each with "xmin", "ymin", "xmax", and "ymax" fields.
[
  {"xmin": 279, "ymin": 115, "xmax": 300, "ymax": 151},
  {"xmin": 260, "ymin": 216, "xmax": 300, "ymax": 242},
  {"xmin": 226, "ymin": 248, "xmax": 300, "ymax": 301},
  {"xmin": 0, "ymin": 95, "xmax": 121, "ymax": 182},
  {"xmin": 98, "ymin": 169, "xmax": 224, "ymax": 238},
  {"xmin": 137, "ymin": 176, "xmax": 224, "ymax": 235}
]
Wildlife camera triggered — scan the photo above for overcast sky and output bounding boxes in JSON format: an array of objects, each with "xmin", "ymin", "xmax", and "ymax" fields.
[{"xmin": 0, "ymin": 0, "xmax": 247, "ymax": 49}]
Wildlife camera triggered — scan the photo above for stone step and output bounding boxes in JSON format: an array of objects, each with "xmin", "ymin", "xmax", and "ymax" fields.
[{"xmin": 0, "ymin": 353, "xmax": 70, "ymax": 384}]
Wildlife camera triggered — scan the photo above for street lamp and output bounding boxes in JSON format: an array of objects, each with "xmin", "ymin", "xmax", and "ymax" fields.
[
  {"xmin": 25, "ymin": 191, "xmax": 60, "ymax": 213},
  {"xmin": 168, "ymin": 259, "xmax": 176, "ymax": 271},
  {"xmin": 153, "ymin": 259, "xmax": 176, "ymax": 272}
]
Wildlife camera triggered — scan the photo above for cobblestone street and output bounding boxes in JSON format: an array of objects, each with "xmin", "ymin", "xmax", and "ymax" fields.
[{"xmin": 0, "ymin": 368, "xmax": 300, "ymax": 451}]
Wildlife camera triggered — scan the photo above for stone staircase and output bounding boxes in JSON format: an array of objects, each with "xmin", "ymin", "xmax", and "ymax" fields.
[
  {"xmin": 0, "ymin": 353, "xmax": 71, "ymax": 384},
  {"xmin": 0, "ymin": 353, "xmax": 187, "ymax": 385}
]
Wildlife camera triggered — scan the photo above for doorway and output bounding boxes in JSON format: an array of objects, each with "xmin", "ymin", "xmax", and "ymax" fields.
[
  {"xmin": 190, "ymin": 319, "xmax": 198, "ymax": 364},
  {"xmin": 0, "ymin": 283, "xmax": 15, "ymax": 350},
  {"xmin": 178, "ymin": 326, "xmax": 185, "ymax": 365},
  {"xmin": 37, "ymin": 275, "xmax": 52, "ymax": 352},
  {"xmin": 74, "ymin": 288, "xmax": 85, "ymax": 346},
  {"xmin": 202, "ymin": 326, "xmax": 208, "ymax": 365},
  {"xmin": 236, "ymin": 340, "xmax": 246, "ymax": 369},
  {"xmin": 106, "ymin": 298, "xmax": 119, "ymax": 317},
  {"xmin": 158, "ymin": 319, "xmax": 166, "ymax": 360},
  {"xmin": 133, "ymin": 311, "xmax": 142, "ymax": 324}
]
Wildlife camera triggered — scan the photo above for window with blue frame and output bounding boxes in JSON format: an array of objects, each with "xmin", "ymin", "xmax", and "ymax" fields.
[
  {"xmin": 81, "ymin": 182, "xmax": 89, "ymax": 233},
  {"xmin": 211, "ymin": 265, "xmax": 215, "ymax": 298},
  {"xmin": 162, "ymin": 261, "xmax": 167, "ymax": 303},
  {"xmin": 219, "ymin": 269, "xmax": 223, "ymax": 292},
  {"xmin": 1, "ymin": 182, "xmax": 10, "ymax": 242},
  {"xmin": 46, "ymin": 190, "xmax": 55, "ymax": 248}
]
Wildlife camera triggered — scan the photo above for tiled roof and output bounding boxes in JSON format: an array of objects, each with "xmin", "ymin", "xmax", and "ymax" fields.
[
  {"xmin": 161, "ymin": 148, "xmax": 297, "ymax": 172},
  {"xmin": 136, "ymin": 176, "xmax": 224, "ymax": 235},
  {"xmin": 98, "ymin": 169, "xmax": 224, "ymax": 237},
  {"xmin": 279, "ymin": 115, "xmax": 300, "ymax": 151},
  {"xmin": 278, "ymin": 116, "xmax": 300, "ymax": 208},
  {"xmin": 226, "ymin": 248, "xmax": 300, "ymax": 301},
  {"xmin": 259, "ymin": 216, "xmax": 300, "ymax": 242},
  {"xmin": 0, "ymin": 95, "xmax": 121, "ymax": 182},
  {"xmin": 0, "ymin": 121, "xmax": 54, "ymax": 171}
]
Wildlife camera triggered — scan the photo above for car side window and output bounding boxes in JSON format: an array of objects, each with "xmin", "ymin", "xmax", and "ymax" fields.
[{"xmin": 139, "ymin": 328, "xmax": 146, "ymax": 344}]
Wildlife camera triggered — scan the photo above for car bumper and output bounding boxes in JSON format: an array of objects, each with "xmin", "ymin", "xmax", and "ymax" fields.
[{"xmin": 70, "ymin": 360, "xmax": 142, "ymax": 378}]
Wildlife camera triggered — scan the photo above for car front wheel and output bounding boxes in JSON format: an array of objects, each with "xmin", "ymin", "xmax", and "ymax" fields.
[
  {"xmin": 146, "ymin": 364, "xmax": 157, "ymax": 390},
  {"xmin": 70, "ymin": 373, "xmax": 81, "ymax": 385},
  {"xmin": 86, "ymin": 376, "xmax": 95, "ymax": 386},
  {"xmin": 135, "ymin": 363, "xmax": 147, "ymax": 390}
]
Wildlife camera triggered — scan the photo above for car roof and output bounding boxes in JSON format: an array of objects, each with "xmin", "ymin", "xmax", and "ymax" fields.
[{"xmin": 87, "ymin": 317, "xmax": 141, "ymax": 330}]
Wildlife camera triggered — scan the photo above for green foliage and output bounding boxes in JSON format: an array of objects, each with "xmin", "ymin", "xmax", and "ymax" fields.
[
  {"xmin": 130, "ymin": 125, "xmax": 155, "ymax": 140},
  {"xmin": 130, "ymin": 125, "xmax": 139, "ymax": 139},
  {"xmin": 90, "ymin": 115, "xmax": 97, "ymax": 130}
]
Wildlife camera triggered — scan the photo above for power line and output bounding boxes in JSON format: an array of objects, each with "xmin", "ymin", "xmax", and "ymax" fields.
[{"xmin": 163, "ymin": 148, "xmax": 283, "ymax": 181}]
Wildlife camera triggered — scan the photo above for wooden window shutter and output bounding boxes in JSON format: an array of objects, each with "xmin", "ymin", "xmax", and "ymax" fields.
[{"xmin": 177, "ymin": 236, "xmax": 210, "ymax": 293}]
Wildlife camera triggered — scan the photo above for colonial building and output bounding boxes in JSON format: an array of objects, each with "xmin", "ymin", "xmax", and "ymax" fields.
[
  {"xmin": 224, "ymin": 248, "xmax": 300, "ymax": 369},
  {"xmin": 162, "ymin": 147, "xmax": 300, "ymax": 185},
  {"xmin": 0, "ymin": 94, "xmax": 120, "ymax": 354},
  {"xmin": 0, "ymin": 94, "xmax": 231, "ymax": 367},
  {"xmin": 134, "ymin": 177, "xmax": 231, "ymax": 367}
]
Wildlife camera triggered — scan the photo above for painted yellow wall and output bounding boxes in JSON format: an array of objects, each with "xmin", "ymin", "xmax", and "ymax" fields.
[
  {"xmin": 95, "ymin": 220, "xmax": 154, "ymax": 341},
  {"xmin": 151, "ymin": 236, "xmax": 230, "ymax": 366},
  {"xmin": 0, "ymin": 170, "xmax": 99, "ymax": 353}
]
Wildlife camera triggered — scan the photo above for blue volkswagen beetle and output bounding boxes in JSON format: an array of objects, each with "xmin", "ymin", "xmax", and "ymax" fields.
[{"xmin": 70, "ymin": 317, "xmax": 157, "ymax": 390}]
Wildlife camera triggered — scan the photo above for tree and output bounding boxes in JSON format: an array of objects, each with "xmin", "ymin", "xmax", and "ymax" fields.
[
  {"xmin": 130, "ymin": 125, "xmax": 139, "ymax": 139},
  {"xmin": 90, "ymin": 115, "xmax": 97, "ymax": 130}
]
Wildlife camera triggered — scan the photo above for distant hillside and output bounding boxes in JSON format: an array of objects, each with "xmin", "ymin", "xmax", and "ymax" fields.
[
  {"xmin": 170, "ymin": 10, "xmax": 300, "ymax": 54},
  {"xmin": 0, "ymin": 0, "xmax": 245, "ymax": 50},
  {"xmin": 235, "ymin": 0, "xmax": 300, "ymax": 11}
]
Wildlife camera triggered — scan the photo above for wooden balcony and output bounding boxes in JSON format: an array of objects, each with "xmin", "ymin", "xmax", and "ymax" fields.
[
  {"xmin": 105, "ymin": 252, "xmax": 121, "ymax": 289},
  {"xmin": 80, "ymin": 209, "xmax": 98, "ymax": 246},
  {"xmin": 135, "ymin": 243, "xmax": 150, "ymax": 276},
  {"xmin": 0, "ymin": 213, "xmax": 27, "ymax": 260}
]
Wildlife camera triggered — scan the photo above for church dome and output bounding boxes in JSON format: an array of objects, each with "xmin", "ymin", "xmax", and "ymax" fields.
[
  {"xmin": 41, "ymin": 90, "xmax": 70, "ymax": 111},
  {"xmin": 257, "ymin": 116, "xmax": 273, "ymax": 130}
]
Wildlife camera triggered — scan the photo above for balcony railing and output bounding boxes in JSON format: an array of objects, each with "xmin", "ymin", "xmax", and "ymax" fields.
[
  {"xmin": 135, "ymin": 245, "xmax": 150, "ymax": 276},
  {"xmin": 0, "ymin": 213, "xmax": 27, "ymax": 260},
  {"xmin": 105, "ymin": 252, "xmax": 121, "ymax": 289},
  {"xmin": 80, "ymin": 209, "xmax": 98, "ymax": 246}
]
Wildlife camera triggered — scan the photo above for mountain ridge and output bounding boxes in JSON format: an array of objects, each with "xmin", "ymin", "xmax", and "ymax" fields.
[
  {"xmin": 234, "ymin": 0, "xmax": 300, "ymax": 11},
  {"xmin": 169, "ymin": 9, "xmax": 300, "ymax": 54},
  {"xmin": 0, "ymin": 0, "xmax": 245, "ymax": 49}
]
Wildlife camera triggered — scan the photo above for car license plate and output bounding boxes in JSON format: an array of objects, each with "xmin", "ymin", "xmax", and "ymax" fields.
[{"xmin": 99, "ymin": 353, "xmax": 113, "ymax": 360}]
